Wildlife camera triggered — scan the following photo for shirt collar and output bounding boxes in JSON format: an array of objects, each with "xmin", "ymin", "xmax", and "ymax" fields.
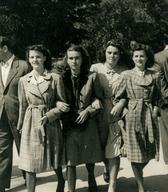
[
  {"xmin": 104, "ymin": 63, "xmax": 116, "ymax": 74},
  {"xmin": 3, "ymin": 54, "xmax": 15, "ymax": 67},
  {"xmin": 134, "ymin": 67, "xmax": 146, "ymax": 76},
  {"xmin": 27, "ymin": 70, "xmax": 52, "ymax": 82},
  {"xmin": 164, "ymin": 45, "xmax": 168, "ymax": 50}
]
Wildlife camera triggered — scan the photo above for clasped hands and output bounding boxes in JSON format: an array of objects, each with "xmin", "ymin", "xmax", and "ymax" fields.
[{"xmin": 56, "ymin": 101, "xmax": 89, "ymax": 124}]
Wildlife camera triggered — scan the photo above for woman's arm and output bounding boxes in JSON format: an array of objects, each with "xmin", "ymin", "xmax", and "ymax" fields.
[
  {"xmin": 17, "ymin": 79, "xmax": 28, "ymax": 132},
  {"xmin": 45, "ymin": 75, "xmax": 68, "ymax": 122}
]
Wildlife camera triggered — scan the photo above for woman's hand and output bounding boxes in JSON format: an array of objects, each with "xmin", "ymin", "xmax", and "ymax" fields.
[
  {"xmin": 56, "ymin": 101, "xmax": 70, "ymax": 112},
  {"xmin": 110, "ymin": 104, "xmax": 123, "ymax": 119},
  {"xmin": 91, "ymin": 99, "xmax": 103, "ymax": 109},
  {"xmin": 152, "ymin": 106, "xmax": 159, "ymax": 119},
  {"xmin": 39, "ymin": 115, "xmax": 48, "ymax": 126},
  {"xmin": 75, "ymin": 110, "xmax": 89, "ymax": 124}
]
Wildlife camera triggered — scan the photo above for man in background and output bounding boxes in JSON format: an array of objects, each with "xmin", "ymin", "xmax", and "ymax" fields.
[
  {"xmin": 155, "ymin": 34, "xmax": 168, "ymax": 164},
  {"xmin": 0, "ymin": 35, "xmax": 30, "ymax": 192}
]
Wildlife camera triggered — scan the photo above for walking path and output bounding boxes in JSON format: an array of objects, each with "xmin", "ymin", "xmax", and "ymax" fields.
[{"xmin": 9, "ymin": 144, "xmax": 168, "ymax": 192}]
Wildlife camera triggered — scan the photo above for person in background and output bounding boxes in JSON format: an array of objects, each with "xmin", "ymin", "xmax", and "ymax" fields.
[
  {"xmin": 52, "ymin": 57, "xmax": 67, "ymax": 76},
  {"xmin": 90, "ymin": 39, "xmax": 131, "ymax": 192},
  {"xmin": 17, "ymin": 44, "xmax": 67, "ymax": 192},
  {"xmin": 57, "ymin": 44, "xmax": 103, "ymax": 192},
  {"xmin": 121, "ymin": 44, "xmax": 160, "ymax": 192},
  {"xmin": 0, "ymin": 35, "xmax": 30, "ymax": 192},
  {"xmin": 154, "ymin": 34, "xmax": 168, "ymax": 164}
]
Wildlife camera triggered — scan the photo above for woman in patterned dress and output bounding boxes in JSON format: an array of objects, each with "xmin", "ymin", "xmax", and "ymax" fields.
[
  {"xmin": 90, "ymin": 40, "xmax": 131, "ymax": 192},
  {"xmin": 57, "ymin": 44, "xmax": 103, "ymax": 192},
  {"xmin": 17, "ymin": 44, "xmax": 67, "ymax": 192},
  {"xmin": 121, "ymin": 44, "xmax": 160, "ymax": 192}
]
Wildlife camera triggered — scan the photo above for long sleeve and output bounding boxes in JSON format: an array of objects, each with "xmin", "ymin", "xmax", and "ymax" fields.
[
  {"xmin": 85, "ymin": 73, "xmax": 103, "ymax": 116},
  {"xmin": 17, "ymin": 79, "xmax": 28, "ymax": 131},
  {"xmin": 45, "ymin": 75, "xmax": 66, "ymax": 122},
  {"xmin": 157, "ymin": 70, "xmax": 168, "ymax": 106}
]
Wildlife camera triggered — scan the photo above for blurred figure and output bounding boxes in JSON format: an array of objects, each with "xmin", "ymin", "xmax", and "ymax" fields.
[
  {"xmin": 52, "ymin": 57, "xmax": 67, "ymax": 76},
  {"xmin": 0, "ymin": 35, "xmax": 30, "ymax": 192},
  {"xmin": 91, "ymin": 39, "xmax": 130, "ymax": 192},
  {"xmin": 17, "ymin": 44, "xmax": 67, "ymax": 192},
  {"xmin": 155, "ymin": 34, "xmax": 168, "ymax": 164}
]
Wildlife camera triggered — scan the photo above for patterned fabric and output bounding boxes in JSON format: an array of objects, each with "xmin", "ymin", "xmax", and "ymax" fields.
[
  {"xmin": 90, "ymin": 63, "xmax": 127, "ymax": 158},
  {"xmin": 17, "ymin": 71, "xmax": 66, "ymax": 172},
  {"xmin": 121, "ymin": 68, "xmax": 159, "ymax": 163}
]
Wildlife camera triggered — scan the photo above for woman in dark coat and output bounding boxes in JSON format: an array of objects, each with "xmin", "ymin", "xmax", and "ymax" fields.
[{"xmin": 57, "ymin": 44, "xmax": 103, "ymax": 192}]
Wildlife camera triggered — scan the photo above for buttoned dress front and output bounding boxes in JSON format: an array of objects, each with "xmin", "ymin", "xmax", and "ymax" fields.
[
  {"xmin": 90, "ymin": 63, "xmax": 127, "ymax": 159},
  {"xmin": 17, "ymin": 71, "xmax": 66, "ymax": 172},
  {"xmin": 121, "ymin": 68, "xmax": 159, "ymax": 163}
]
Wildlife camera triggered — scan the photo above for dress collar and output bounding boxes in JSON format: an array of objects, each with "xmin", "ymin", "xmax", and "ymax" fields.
[{"xmin": 27, "ymin": 70, "xmax": 52, "ymax": 83}]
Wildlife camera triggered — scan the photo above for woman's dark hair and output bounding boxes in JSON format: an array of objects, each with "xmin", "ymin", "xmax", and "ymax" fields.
[
  {"xmin": 65, "ymin": 44, "xmax": 91, "ymax": 76},
  {"xmin": 130, "ymin": 43, "xmax": 154, "ymax": 69},
  {"xmin": 51, "ymin": 57, "xmax": 68, "ymax": 72},
  {"xmin": 101, "ymin": 39, "xmax": 132, "ymax": 69},
  {"xmin": 26, "ymin": 44, "xmax": 52, "ymax": 70}
]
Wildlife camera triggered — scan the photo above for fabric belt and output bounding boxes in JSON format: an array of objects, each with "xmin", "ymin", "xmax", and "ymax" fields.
[{"xmin": 129, "ymin": 98, "xmax": 154, "ymax": 143}]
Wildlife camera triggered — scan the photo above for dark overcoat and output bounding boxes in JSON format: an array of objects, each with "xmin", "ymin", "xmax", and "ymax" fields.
[
  {"xmin": 62, "ymin": 70, "xmax": 103, "ymax": 165},
  {"xmin": 0, "ymin": 57, "xmax": 30, "ymax": 188},
  {"xmin": 155, "ymin": 49, "xmax": 168, "ymax": 164}
]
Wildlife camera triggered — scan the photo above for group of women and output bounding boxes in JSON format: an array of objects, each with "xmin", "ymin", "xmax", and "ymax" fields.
[{"xmin": 16, "ymin": 40, "xmax": 168, "ymax": 192}]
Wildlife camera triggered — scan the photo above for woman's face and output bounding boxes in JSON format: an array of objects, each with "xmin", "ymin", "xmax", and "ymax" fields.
[
  {"xmin": 29, "ymin": 50, "xmax": 46, "ymax": 71},
  {"xmin": 67, "ymin": 50, "xmax": 82, "ymax": 76},
  {"xmin": 105, "ymin": 45, "xmax": 120, "ymax": 66},
  {"xmin": 132, "ymin": 50, "xmax": 147, "ymax": 71}
]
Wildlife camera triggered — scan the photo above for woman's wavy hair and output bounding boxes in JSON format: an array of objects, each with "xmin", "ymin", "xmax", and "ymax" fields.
[
  {"xmin": 26, "ymin": 44, "xmax": 52, "ymax": 70},
  {"xmin": 101, "ymin": 39, "xmax": 133, "ymax": 69},
  {"xmin": 130, "ymin": 43, "xmax": 154, "ymax": 69},
  {"xmin": 65, "ymin": 44, "xmax": 91, "ymax": 77}
]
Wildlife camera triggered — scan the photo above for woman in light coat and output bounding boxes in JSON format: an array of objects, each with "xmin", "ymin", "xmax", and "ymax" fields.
[{"xmin": 17, "ymin": 44, "xmax": 67, "ymax": 192}]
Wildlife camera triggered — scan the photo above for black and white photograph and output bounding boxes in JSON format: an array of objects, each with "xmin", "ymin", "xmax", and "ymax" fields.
[{"xmin": 0, "ymin": 0, "xmax": 168, "ymax": 192}]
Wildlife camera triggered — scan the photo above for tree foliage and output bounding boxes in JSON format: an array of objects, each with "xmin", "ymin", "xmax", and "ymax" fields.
[
  {"xmin": 82, "ymin": 0, "xmax": 168, "ymax": 61},
  {"xmin": 0, "ymin": 0, "xmax": 168, "ymax": 61}
]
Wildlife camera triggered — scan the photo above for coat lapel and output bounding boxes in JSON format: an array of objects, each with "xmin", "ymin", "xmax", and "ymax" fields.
[
  {"xmin": 0, "ymin": 66, "xmax": 4, "ymax": 91},
  {"xmin": 4, "ymin": 58, "xmax": 19, "ymax": 91},
  {"xmin": 26, "ymin": 71, "xmax": 52, "ymax": 99},
  {"xmin": 38, "ymin": 80, "xmax": 51, "ymax": 95}
]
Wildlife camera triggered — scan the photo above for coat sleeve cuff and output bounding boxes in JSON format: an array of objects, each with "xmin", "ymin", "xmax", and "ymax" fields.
[{"xmin": 45, "ymin": 108, "xmax": 62, "ymax": 123}]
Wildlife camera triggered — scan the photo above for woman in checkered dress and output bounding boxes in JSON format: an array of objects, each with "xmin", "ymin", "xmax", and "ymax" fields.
[
  {"xmin": 121, "ymin": 44, "xmax": 160, "ymax": 192},
  {"xmin": 17, "ymin": 45, "xmax": 67, "ymax": 192}
]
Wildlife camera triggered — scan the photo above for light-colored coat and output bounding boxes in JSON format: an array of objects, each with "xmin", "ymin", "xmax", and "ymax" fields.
[{"xmin": 17, "ymin": 71, "xmax": 66, "ymax": 172}]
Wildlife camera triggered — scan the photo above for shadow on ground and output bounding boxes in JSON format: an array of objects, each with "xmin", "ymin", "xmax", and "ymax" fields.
[
  {"xmin": 76, "ymin": 174, "xmax": 168, "ymax": 192},
  {"xmin": 9, "ymin": 164, "xmax": 168, "ymax": 192}
]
